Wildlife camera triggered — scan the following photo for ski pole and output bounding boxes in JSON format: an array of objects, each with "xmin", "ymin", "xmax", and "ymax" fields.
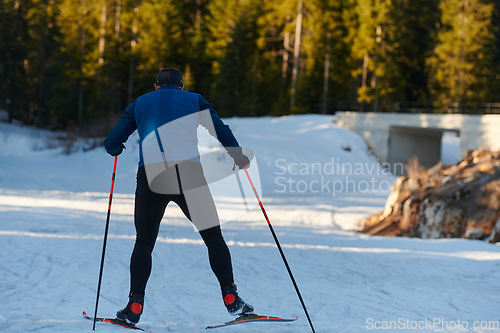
[
  {"xmin": 219, "ymin": 143, "xmax": 249, "ymax": 211},
  {"xmin": 93, "ymin": 155, "xmax": 118, "ymax": 330},
  {"xmin": 234, "ymin": 169, "xmax": 249, "ymax": 211},
  {"xmin": 243, "ymin": 168, "xmax": 316, "ymax": 333}
]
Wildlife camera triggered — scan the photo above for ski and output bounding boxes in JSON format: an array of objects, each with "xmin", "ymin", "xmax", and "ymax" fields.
[
  {"xmin": 206, "ymin": 313, "xmax": 298, "ymax": 329},
  {"xmin": 83, "ymin": 311, "xmax": 152, "ymax": 332}
]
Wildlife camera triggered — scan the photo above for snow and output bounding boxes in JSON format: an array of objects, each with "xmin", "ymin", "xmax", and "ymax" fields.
[
  {"xmin": 1, "ymin": 115, "xmax": 500, "ymax": 332},
  {"xmin": 441, "ymin": 131, "xmax": 460, "ymax": 165}
]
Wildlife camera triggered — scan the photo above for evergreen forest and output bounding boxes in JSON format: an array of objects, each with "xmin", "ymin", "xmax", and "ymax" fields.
[{"xmin": 1, "ymin": 0, "xmax": 500, "ymax": 130}]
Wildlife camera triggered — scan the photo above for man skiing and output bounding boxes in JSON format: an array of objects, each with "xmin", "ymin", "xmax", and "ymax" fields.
[{"xmin": 104, "ymin": 68, "xmax": 253, "ymax": 324}]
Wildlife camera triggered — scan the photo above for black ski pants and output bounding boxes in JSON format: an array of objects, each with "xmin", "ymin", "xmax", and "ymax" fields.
[{"xmin": 130, "ymin": 165, "xmax": 234, "ymax": 294}]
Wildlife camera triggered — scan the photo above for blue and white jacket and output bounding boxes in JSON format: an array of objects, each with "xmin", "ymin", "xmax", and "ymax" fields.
[{"xmin": 104, "ymin": 84, "xmax": 243, "ymax": 167}]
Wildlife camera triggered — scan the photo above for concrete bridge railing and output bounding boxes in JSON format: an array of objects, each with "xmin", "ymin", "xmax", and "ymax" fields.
[{"xmin": 336, "ymin": 112, "xmax": 500, "ymax": 174}]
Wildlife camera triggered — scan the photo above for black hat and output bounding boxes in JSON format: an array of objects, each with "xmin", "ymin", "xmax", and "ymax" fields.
[{"xmin": 157, "ymin": 68, "xmax": 183, "ymax": 87}]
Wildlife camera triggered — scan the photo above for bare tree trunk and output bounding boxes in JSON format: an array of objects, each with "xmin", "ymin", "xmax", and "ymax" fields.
[
  {"xmin": 36, "ymin": 1, "xmax": 48, "ymax": 126},
  {"xmin": 98, "ymin": 4, "xmax": 107, "ymax": 64},
  {"xmin": 372, "ymin": 25, "xmax": 381, "ymax": 112},
  {"xmin": 185, "ymin": 63, "xmax": 191, "ymax": 90},
  {"xmin": 195, "ymin": 0, "xmax": 201, "ymax": 39},
  {"xmin": 127, "ymin": 55, "xmax": 135, "ymax": 106},
  {"xmin": 127, "ymin": 1, "xmax": 139, "ymax": 104},
  {"xmin": 77, "ymin": 30, "xmax": 86, "ymax": 126},
  {"xmin": 321, "ymin": 32, "xmax": 331, "ymax": 114},
  {"xmin": 77, "ymin": 6, "xmax": 87, "ymax": 126},
  {"xmin": 361, "ymin": 52, "xmax": 369, "ymax": 91},
  {"xmin": 282, "ymin": 31, "xmax": 290, "ymax": 79},
  {"xmin": 8, "ymin": 0, "xmax": 21, "ymax": 123},
  {"xmin": 251, "ymin": 53, "xmax": 258, "ymax": 116},
  {"xmin": 358, "ymin": 51, "xmax": 369, "ymax": 112},
  {"xmin": 127, "ymin": 3, "xmax": 139, "ymax": 105},
  {"xmin": 371, "ymin": 76, "xmax": 378, "ymax": 112},
  {"xmin": 115, "ymin": 0, "xmax": 122, "ymax": 40},
  {"xmin": 111, "ymin": 0, "xmax": 122, "ymax": 114},
  {"xmin": 290, "ymin": 0, "xmax": 303, "ymax": 110},
  {"xmin": 458, "ymin": 0, "xmax": 468, "ymax": 112}
]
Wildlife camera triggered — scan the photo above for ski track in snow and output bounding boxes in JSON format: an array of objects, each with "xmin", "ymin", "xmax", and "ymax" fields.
[{"xmin": 1, "ymin": 116, "xmax": 500, "ymax": 332}]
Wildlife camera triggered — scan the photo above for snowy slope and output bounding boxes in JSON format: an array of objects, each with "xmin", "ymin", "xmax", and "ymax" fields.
[{"xmin": 1, "ymin": 116, "xmax": 500, "ymax": 333}]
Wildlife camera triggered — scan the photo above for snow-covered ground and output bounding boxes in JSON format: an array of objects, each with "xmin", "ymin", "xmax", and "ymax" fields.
[{"xmin": 1, "ymin": 115, "xmax": 500, "ymax": 333}]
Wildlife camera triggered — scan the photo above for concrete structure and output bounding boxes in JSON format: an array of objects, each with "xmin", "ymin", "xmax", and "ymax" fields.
[{"xmin": 336, "ymin": 112, "xmax": 500, "ymax": 174}]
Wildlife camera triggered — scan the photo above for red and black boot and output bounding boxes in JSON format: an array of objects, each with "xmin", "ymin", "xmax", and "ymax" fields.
[
  {"xmin": 116, "ymin": 292, "xmax": 144, "ymax": 324},
  {"xmin": 221, "ymin": 283, "xmax": 254, "ymax": 316}
]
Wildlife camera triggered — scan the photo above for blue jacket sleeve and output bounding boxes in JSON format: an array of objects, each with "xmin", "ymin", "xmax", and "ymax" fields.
[
  {"xmin": 199, "ymin": 95, "xmax": 243, "ymax": 160},
  {"xmin": 104, "ymin": 102, "xmax": 138, "ymax": 156}
]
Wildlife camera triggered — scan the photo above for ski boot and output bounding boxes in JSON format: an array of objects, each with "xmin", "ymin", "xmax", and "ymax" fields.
[
  {"xmin": 221, "ymin": 283, "xmax": 254, "ymax": 316},
  {"xmin": 116, "ymin": 292, "xmax": 144, "ymax": 324}
]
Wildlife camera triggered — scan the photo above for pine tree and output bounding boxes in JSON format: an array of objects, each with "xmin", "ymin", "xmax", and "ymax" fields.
[
  {"xmin": 392, "ymin": 0, "xmax": 440, "ymax": 103},
  {"xmin": 0, "ymin": 0, "xmax": 29, "ymax": 122},
  {"xmin": 427, "ymin": 0, "xmax": 495, "ymax": 109},
  {"xmin": 205, "ymin": 0, "xmax": 262, "ymax": 116},
  {"xmin": 297, "ymin": 0, "xmax": 352, "ymax": 114},
  {"xmin": 253, "ymin": 0, "xmax": 297, "ymax": 115},
  {"xmin": 347, "ymin": 0, "xmax": 403, "ymax": 111}
]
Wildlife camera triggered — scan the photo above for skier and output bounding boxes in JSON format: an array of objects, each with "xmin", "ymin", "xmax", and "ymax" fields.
[{"xmin": 104, "ymin": 68, "xmax": 253, "ymax": 324}]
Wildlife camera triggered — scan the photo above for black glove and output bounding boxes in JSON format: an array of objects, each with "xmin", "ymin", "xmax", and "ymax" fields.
[
  {"xmin": 111, "ymin": 144, "xmax": 126, "ymax": 156},
  {"xmin": 233, "ymin": 154, "xmax": 250, "ymax": 170}
]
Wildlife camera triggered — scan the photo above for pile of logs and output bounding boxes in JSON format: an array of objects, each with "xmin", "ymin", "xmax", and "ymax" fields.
[{"xmin": 359, "ymin": 149, "xmax": 500, "ymax": 243}]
